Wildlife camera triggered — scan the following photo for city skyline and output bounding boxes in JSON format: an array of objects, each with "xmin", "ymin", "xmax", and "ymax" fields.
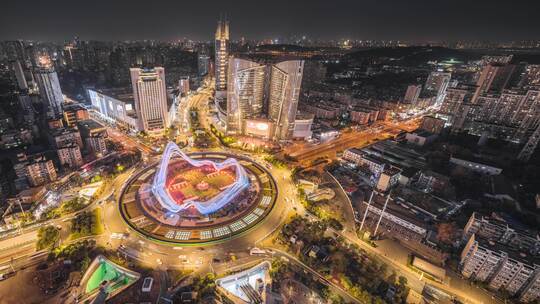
[
  {"xmin": 1, "ymin": 7, "xmax": 540, "ymax": 304},
  {"xmin": 1, "ymin": 0, "xmax": 540, "ymax": 42}
]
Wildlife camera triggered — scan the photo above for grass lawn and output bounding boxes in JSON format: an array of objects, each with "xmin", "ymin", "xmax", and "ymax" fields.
[
  {"xmin": 69, "ymin": 209, "xmax": 105, "ymax": 240},
  {"xmin": 92, "ymin": 208, "xmax": 105, "ymax": 235}
]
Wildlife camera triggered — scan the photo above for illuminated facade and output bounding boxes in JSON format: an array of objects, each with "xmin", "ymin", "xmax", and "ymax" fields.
[
  {"xmin": 130, "ymin": 67, "xmax": 169, "ymax": 133},
  {"xmin": 226, "ymin": 58, "xmax": 266, "ymax": 135},
  {"xmin": 226, "ymin": 58, "xmax": 304, "ymax": 140},
  {"xmin": 152, "ymin": 142, "xmax": 249, "ymax": 215},
  {"xmin": 34, "ymin": 56, "xmax": 63, "ymax": 118},
  {"xmin": 268, "ymin": 60, "xmax": 304, "ymax": 140},
  {"xmin": 215, "ymin": 18, "xmax": 229, "ymax": 97}
]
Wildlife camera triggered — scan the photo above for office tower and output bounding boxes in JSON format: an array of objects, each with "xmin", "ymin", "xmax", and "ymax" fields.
[
  {"xmin": 13, "ymin": 60, "xmax": 28, "ymax": 90},
  {"xmin": 226, "ymin": 58, "xmax": 304, "ymax": 140},
  {"xmin": 198, "ymin": 53, "xmax": 210, "ymax": 76},
  {"xmin": 268, "ymin": 60, "xmax": 304, "ymax": 140},
  {"xmin": 403, "ymin": 84, "xmax": 422, "ymax": 104},
  {"xmin": 226, "ymin": 58, "xmax": 266, "ymax": 135},
  {"xmin": 130, "ymin": 67, "xmax": 169, "ymax": 133},
  {"xmin": 34, "ymin": 55, "xmax": 64, "ymax": 118},
  {"xmin": 473, "ymin": 63, "xmax": 516, "ymax": 101},
  {"xmin": 424, "ymin": 72, "xmax": 451, "ymax": 106},
  {"xmin": 215, "ymin": 18, "xmax": 230, "ymax": 99}
]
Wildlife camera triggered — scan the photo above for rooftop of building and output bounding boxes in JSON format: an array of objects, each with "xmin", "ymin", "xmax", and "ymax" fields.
[
  {"xmin": 63, "ymin": 103, "xmax": 88, "ymax": 112},
  {"xmin": 400, "ymin": 167, "xmax": 420, "ymax": 178},
  {"xmin": 474, "ymin": 236, "xmax": 540, "ymax": 266},
  {"xmin": 393, "ymin": 187, "xmax": 458, "ymax": 219},
  {"xmin": 470, "ymin": 212, "xmax": 539, "ymax": 240},
  {"xmin": 362, "ymin": 154, "xmax": 387, "ymax": 166},
  {"xmin": 419, "ymin": 170, "xmax": 450, "ymax": 181},
  {"xmin": 350, "ymin": 106, "xmax": 378, "ymax": 113},
  {"xmin": 48, "ymin": 127, "xmax": 79, "ymax": 137},
  {"xmin": 91, "ymin": 87, "xmax": 134, "ymax": 104},
  {"xmin": 409, "ymin": 130, "xmax": 436, "ymax": 138},
  {"xmin": 383, "ymin": 166, "xmax": 402, "ymax": 176},
  {"xmin": 362, "ymin": 192, "xmax": 429, "ymax": 228},
  {"xmin": 362, "ymin": 140, "xmax": 427, "ymax": 170},
  {"xmin": 77, "ymin": 119, "xmax": 105, "ymax": 131},
  {"xmin": 295, "ymin": 112, "xmax": 315, "ymax": 121}
]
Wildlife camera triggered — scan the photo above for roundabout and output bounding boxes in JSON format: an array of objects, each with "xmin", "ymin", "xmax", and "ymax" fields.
[{"xmin": 118, "ymin": 142, "xmax": 278, "ymax": 246}]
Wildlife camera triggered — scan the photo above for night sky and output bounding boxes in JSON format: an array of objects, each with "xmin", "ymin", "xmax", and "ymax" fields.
[{"xmin": 1, "ymin": 0, "xmax": 539, "ymax": 42}]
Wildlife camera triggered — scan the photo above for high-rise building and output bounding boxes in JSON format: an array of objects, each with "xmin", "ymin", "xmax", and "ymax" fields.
[
  {"xmin": 473, "ymin": 63, "xmax": 516, "ymax": 101},
  {"xmin": 198, "ymin": 53, "xmax": 210, "ymax": 77},
  {"xmin": 226, "ymin": 58, "xmax": 266, "ymax": 135},
  {"xmin": 460, "ymin": 234, "xmax": 540, "ymax": 302},
  {"xmin": 226, "ymin": 58, "xmax": 304, "ymax": 140},
  {"xmin": 424, "ymin": 72, "xmax": 451, "ymax": 106},
  {"xmin": 130, "ymin": 67, "xmax": 169, "ymax": 133},
  {"xmin": 268, "ymin": 60, "xmax": 304, "ymax": 140},
  {"xmin": 215, "ymin": 18, "xmax": 230, "ymax": 100},
  {"xmin": 48, "ymin": 127, "xmax": 83, "ymax": 149},
  {"xmin": 34, "ymin": 55, "xmax": 63, "ymax": 118}
]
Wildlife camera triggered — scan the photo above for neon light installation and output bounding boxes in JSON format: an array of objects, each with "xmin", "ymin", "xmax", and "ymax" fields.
[{"xmin": 152, "ymin": 142, "xmax": 250, "ymax": 215}]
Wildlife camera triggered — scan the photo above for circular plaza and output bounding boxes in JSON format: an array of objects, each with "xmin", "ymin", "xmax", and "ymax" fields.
[{"xmin": 118, "ymin": 142, "xmax": 278, "ymax": 246}]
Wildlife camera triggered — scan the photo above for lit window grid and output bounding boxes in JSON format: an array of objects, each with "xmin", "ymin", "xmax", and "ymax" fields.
[
  {"xmin": 200, "ymin": 230, "xmax": 213, "ymax": 239},
  {"xmin": 213, "ymin": 226, "xmax": 231, "ymax": 237}
]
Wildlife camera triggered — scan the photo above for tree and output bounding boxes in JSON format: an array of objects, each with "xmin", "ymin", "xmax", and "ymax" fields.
[
  {"xmin": 436, "ymin": 222, "xmax": 457, "ymax": 245},
  {"xmin": 37, "ymin": 226, "xmax": 60, "ymax": 250}
]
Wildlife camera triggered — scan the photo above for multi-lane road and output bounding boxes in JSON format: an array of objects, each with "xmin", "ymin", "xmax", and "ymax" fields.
[{"xmin": 285, "ymin": 119, "xmax": 421, "ymax": 166}]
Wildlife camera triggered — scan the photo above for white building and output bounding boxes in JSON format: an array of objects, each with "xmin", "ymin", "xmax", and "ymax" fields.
[
  {"xmin": 293, "ymin": 114, "xmax": 314, "ymax": 140},
  {"xmin": 268, "ymin": 60, "xmax": 304, "ymax": 140},
  {"xmin": 130, "ymin": 67, "xmax": 169, "ymax": 133},
  {"xmin": 88, "ymin": 88, "xmax": 139, "ymax": 131},
  {"xmin": 425, "ymin": 71, "xmax": 451, "ymax": 107},
  {"xmin": 461, "ymin": 234, "xmax": 540, "ymax": 302}
]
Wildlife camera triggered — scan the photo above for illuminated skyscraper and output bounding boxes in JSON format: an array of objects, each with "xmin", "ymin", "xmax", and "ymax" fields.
[
  {"xmin": 130, "ymin": 67, "xmax": 169, "ymax": 133},
  {"xmin": 227, "ymin": 58, "xmax": 304, "ymax": 140},
  {"xmin": 215, "ymin": 18, "xmax": 229, "ymax": 99},
  {"xmin": 268, "ymin": 60, "xmax": 304, "ymax": 140},
  {"xmin": 34, "ymin": 55, "xmax": 64, "ymax": 118},
  {"xmin": 226, "ymin": 58, "xmax": 266, "ymax": 135}
]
